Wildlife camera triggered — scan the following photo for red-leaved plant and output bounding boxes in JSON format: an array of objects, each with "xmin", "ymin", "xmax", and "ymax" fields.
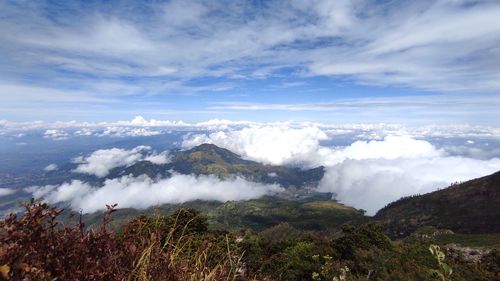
[{"xmin": 0, "ymin": 200, "xmax": 244, "ymax": 281}]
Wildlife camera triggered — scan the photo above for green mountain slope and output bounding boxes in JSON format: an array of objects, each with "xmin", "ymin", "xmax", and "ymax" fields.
[
  {"xmin": 77, "ymin": 144, "xmax": 365, "ymax": 232},
  {"xmin": 82, "ymin": 196, "xmax": 366, "ymax": 232},
  {"xmin": 375, "ymin": 171, "xmax": 500, "ymax": 237},
  {"xmin": 114, "ymin": 143, "xmax": 325, "ymax": 189}
]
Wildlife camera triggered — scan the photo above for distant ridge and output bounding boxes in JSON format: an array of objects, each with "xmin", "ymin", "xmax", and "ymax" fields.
[{"xmin": 375, "ymin": 171, "xmax": 500, "ymax": 237}]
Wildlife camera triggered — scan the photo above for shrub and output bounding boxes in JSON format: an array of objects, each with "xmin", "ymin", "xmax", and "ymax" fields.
[{"xmin": 0, "ymin": 201, "xmax": 240, "ymax": 281}]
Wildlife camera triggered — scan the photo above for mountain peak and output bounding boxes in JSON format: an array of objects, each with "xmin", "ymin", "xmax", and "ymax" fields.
[
  {"xmin": 183, "ymin": 143, "xmax": 247, "ymax": 164},
  {"xmin": 108, "ymin": 143, "xmax": 325, "ymax": 189},
  {"xmin": 190, "ymin": 143, "xmax": 230, "ymax": 152},
  {"xmin": 170, "ymin": 144, "xmax": 325, "ymax": 188}
]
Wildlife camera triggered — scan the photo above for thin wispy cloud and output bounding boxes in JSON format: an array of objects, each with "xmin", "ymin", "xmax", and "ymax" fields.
[
  {"xmin": 0, "ymin": 0, "xmax": 499, "ymax": 122},
  {"xmin": 209, "ymin": 94, "xmax": 500, "ymax": 125}
]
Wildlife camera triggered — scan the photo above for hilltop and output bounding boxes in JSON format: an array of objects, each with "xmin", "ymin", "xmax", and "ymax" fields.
[
  {"xmin": 375, "ymin": 171, "xmax": 500, "ymax": 237},
  {"xmin": 110, "ymin": 143, "xmax": 325, "ymax": 190}
]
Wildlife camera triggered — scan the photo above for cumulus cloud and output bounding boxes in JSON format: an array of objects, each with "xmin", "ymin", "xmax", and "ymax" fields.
[
  {"xmin": 317, "ymin": 156, "xmax": 500, "ymax": 215},
  {"xmin": 74, "ymin": 128, "xmax": 94, "ymax": 136},
  {"xmin": 44, "ymin": 164, "xmax": 58, "ymax": 172},
  {"xmin": 97, "ymin": 126, "xmax": 162, "ymax": 137},
  {"xmin": 27, "ymin": 174, "xmax": 283, "ymax": 213},
  {"xmin": 182, "ymin": 126, "xmax": 442, "ymax": 166},
  {"xmin": 144, "ymin": 151, "xmax": 171, "ymax": 165},
  {"xmin": 0, "ymin": 117, "xmax": 187, "ymax": 139},
  {"xmin": 183, "ymin": 125, "xmax": 329, "ymax": 166},
  {"xmin": 73, "ymin": 146, "xmax": 155, "ymax": 177},
  {"xmin": 43, "ymin": 129, "xmax": 69, "ymax": 140},
  {"xmin": 0, "ymin": 188, "xmax": 16, "ymax": 197},
  {"xmin": 123, "ymin": 116, "xmax": 190, "ymax": 127},
  {"xmin": 183, "ymin": 125, "xmax": 500, "ymax": 214},
  {"xmin": 316, "ymin": 135, "xmax": 443, "ymax": 166}
]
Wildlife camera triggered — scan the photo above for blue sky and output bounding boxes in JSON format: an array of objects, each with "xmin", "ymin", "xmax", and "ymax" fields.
[{"xmin": 0, "ymin": 0, "xmax": 499, "ymax": 124}]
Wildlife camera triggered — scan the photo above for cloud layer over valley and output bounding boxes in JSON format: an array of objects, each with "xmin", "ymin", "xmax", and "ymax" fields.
[
  {"xmin": 27, "ymin": 174, "xmax": 283, "ymax": 214},
  {"xmin": 183, "ymin": 125, "xmax": 500, "ymax": 214},
  {"xmin": 10, "ymin": 118, "xmax": 500, "ymax": 215}
]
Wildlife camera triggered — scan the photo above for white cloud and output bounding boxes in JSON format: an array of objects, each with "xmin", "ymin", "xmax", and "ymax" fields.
[
  {"xmin": 27, "ymin": 181, "xmax": 92, "ymax": 205},
  {"xmin": 0, "ymin": 117, "xmax": 192, "ymax": 138},
  {"xmin": 316, "ymin": 135, "xmax": 442, "ymax": 166},
  {"xmin": 3, "ymin": 1, "xmax": 500, "ymax": 90},
  {"xmin": 304, "ymin": 1, "xmax": 500, "ymax": 92},
  {"xmin": 144, "ymin": 151, "xmax": 171, "ymax": 165},
  {"xmin": 44, "ymin": 164, "xmax": 58, "ymax": 172},
  {"xmin": 1, "ymin": 117, "xmax": 499, "ymax": 140},
  {"xmin": 0, "ymin": 83, "xmax": 116, "ymax": 106},
  {"xmin": 72, "ymin": 146, "xmax": 173, "ymax": 177},
  {"xmin": 74, "ymin": 128, "xmax": 94, "ymax": 136},
  {"xmin": 183, "ymin": 125, "xmax": 329, "ymax": 166},
  {"xmin": 3, "ymin": 118, "xmax": 500, "ymax": 216},
  {"xmin": 194, "ymin": 119, "xmax": 258, "ymax": 130},
  {"xmin": 27, "ymin": 174, "xmax": 283, "ymax": 213},
  {"xmin": 1, "ymin": 0, "xmax": 500, "ymax": 124},
  {"xmin": 0, "ymin": 188, "xmax": 16, "ymax": 197},
  {"xmin": 318, "ymin": 155, "xmax": 500, "ymax": 215},
  {"xmin": 209, "ymin": 94, "xmax": 500, "ymax": 125},
  {"xmin": 33, "ymin": 124, "xmax": 500, "ymax": 215},
  {"xmin": 43, "ymin": 129, "xmax": 69, "ymax": 140},
  {"xmin": 441, "ymin": 144, "xmax": 500, "ymax": 160},
  {"xmin": 123, "ymin": 116, "xmax": 190, "ymax": 127},
  {"xmin": 182, "ymin": 126, "xmax": 442, "ymax": 166},
  {"xmin": 73, "ymin": 146, "xmax": 152, "ymax": 177},
  {"xmin": 97, "ymin": 126, "xmax": 162, "ymax": 137}
]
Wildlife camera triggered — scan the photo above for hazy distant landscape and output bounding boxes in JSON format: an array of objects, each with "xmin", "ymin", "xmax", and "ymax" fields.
[{"xmin": 1, "ymin": 0, "xmax": 500, "ymax": 280}]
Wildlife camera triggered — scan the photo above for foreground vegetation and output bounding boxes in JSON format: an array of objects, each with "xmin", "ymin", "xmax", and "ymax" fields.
[{"xmin": 1, "ymin": 201, "xmax": 499, "ymax": 280}]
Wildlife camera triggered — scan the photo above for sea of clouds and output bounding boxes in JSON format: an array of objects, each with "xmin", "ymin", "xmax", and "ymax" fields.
[
  {"xmin": 5, "ymin": 116, "xmax": 499, "ymax": 215},
  {"xmin": 182, "ymin": 126, "xmax": 500, "ymax": 214},
  {"xmin": 26, "ymin": 143, "xmax": 283, "ymax": 214}
]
